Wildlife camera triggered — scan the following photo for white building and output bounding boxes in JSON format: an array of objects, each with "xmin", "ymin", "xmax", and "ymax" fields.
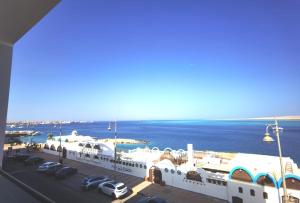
[{"xmin": 44, "ymin": 131, "xmax": 300, "ymax": 203}]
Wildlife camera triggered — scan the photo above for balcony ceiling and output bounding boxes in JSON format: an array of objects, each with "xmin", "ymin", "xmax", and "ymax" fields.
[{"xmin": 0, "ymin": 0, "xmax": 60, "ymax": 45}]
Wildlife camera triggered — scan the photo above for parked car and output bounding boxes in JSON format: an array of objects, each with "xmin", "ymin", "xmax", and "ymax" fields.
[
  {"xmin": 55, "ymin": 166, "xmax": 77, "ymax": 179},
  {"xmin": 98, "ymin": 181, "xmax": 128, "ymax": 199},
  {"xmin": 81, "ymin": 176, "xmax": 112, "ymax": 190},
  {"xmin": 36, "ymin": 162, "xmax": 61, "ymax": 173},
  {"xmin": 45, "ymin": 164, "xmax": 64, "ymax": 176},
  {"xmin": 13, "ymin": 153, "xmax": 30, "ymax": 161},
  {"xmin": 137, "ymin": 196, "xmax": 168, "ymax": 203},
  {"xmin": 24, "ymin": 156, "xmax": 44, "ymax": 166}
]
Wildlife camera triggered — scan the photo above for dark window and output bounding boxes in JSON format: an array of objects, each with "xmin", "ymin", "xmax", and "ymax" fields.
[
  {"xmin": 250, "ymin": 189, "xmax": 255, "ymax": 196},
  {"xmin": 123, "ymin": 162, "xmax": 126, "ymax": 165},
  {"xmin": 140, "ymin": 164, "xmax": 143, "ymax": 168},
  {"xmin": 212, "ymin": 180, "xmax": 216, "ymax": 184},
  {"xmin": 135, "ymin": 163, "xmax": 138, "ymax": 167},
  {"xmin": 238, "ymin": 187, "xmax": 243, "ymax": 193},
  {"xmin": 144, "ymin": 165, "xmax": 147, "ymax": 169},
  {"xmin": 94, "ymin": 155, "xmax": 99, "ymax": 159},
  {"xmin": 171, "ymin": 169, "xmax": 175, "ymax": 174},
  {"xmin": 263, "ymin": 192, "xmax": 268, "ymax": 199},
  {"xmin": 177, "ymin": 170, "xmax": 181, "ymax": 175},
  {"xmin": 222, "ymin": 181, "xmax": 227, "ymax": 186},
  {"xmin": 207, "ymin": 179, "xmax": 212, "ymax": 183},
  {"xmin": 217, "ymin": 180, "xmax": 221, "ymax": 185}
]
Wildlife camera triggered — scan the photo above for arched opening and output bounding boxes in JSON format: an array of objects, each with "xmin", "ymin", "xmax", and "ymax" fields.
[
  {"xmin": 78, "ymin": 143, "xmax": 83, "ymax": 147},
  {"xmin": 57, "ymin": 145, "xmax": 62, "ymax": 152},
  {"xmin": 85, "ymin": 143, "xmax": 92, "ymax": 148},
  {"xmin": 149, "ymin": 166, "xmax": 162, "ymax": 184},
  {"xmin": 255, "ymin": 174, "xmax": 276, "ymax": 187},
  {"xmin": 279, "ymin": 175, "xmax": 300, "ymax": 190},
  {"xmin": 44, "ymin": 144, "xmax": 49, "ymax": 149},
  {"xmin": 230, "ymin": 167, "xmax": 253, "ymax": 183},
  {"xmin": 186, "ymin": 171, "xmax": 202, "ymax": 182},
  {"xmin": 50, "ymin": 144, "xmax": 56, "ymax": 151},
  {"xmin": 94, "ymin": 144, "xmax": 100, "ymax": 150}
]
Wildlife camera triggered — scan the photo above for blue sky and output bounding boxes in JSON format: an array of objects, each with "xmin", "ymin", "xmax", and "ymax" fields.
[{"xmin": 8, "ymin": 0, "xmax": 300, "ymax": 121}]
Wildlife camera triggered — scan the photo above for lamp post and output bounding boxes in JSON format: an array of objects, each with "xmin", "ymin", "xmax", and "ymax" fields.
[
  {"xmin": 59, "ymin": 123, "xmax": 62, "ymax": 164},
  {"xmin": 108, "ymin": 121, "xmax": 117, "ymax": 175},
  {"xmin": 263, "ymin": 120, "xmax": 288, "ymax": 203}
]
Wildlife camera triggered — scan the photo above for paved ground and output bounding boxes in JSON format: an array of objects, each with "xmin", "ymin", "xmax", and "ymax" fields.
[
  {"xmin": 0, "ymin": 174, "xmax": 39, "ymax": 203},
  {"xmin": 3, "ymin": 151, "xmax": 227, "ymax": 203}
]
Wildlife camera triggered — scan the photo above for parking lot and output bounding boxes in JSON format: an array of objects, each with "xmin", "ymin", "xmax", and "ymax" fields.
[{"xmin": 3, "ymin": 151, "xmax": 226, "ymax": 203}]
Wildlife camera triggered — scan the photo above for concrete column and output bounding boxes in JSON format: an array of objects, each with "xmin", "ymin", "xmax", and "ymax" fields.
[{"xmin": 0, "ymin": 41, "xmax": 13, "ymax": 167}]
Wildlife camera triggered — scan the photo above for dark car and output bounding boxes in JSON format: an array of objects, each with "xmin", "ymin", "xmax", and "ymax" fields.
[
  {"xmin": 13, "ymin": 153, "xmax": 31, "ymax": 161},
  {"xmin": 45, "ymin": 164, "xmax": 64, "ymax": 176},
  {"xmin": 24, "ymin": 156, "xmax": 44, "ymax": 166},
  {"xmin": 81, "ymin": 176, "xmax": 111, "ymax": 190},
  {"xmin": 137, "ymin": 196, "xmax": 168, "ymax": 203},
  {"xmin": 55, "ymin": 166, "xmax": 77, "ymax": 179}
]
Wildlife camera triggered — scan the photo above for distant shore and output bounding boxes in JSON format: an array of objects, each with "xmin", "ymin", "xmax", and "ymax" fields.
[{"xmin": 247, "ymin": 115, "xmax": 300, "ymax": 120}]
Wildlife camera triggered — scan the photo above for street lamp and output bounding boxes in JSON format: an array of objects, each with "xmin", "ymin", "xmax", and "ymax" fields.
[
  {"xmin": 263, "ymin": 120, "xmax": 288, "ymax": 203},
  {"xmin": 108, "ymin": 121, "xmax": 117, "ymax": 175},
  {"xmin": 58, "ymin": 123, "xmax": 63, "ymax": 164}
]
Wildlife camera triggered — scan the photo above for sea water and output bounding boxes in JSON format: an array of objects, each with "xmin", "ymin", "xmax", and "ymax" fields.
[{"xmin": 12, "ymin": 120, "xmax": 300, "ymax": 164}]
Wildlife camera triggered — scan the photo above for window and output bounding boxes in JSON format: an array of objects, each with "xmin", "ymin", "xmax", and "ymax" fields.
[
  {"xmin": 212, "ymin": 180, "xmax": 216, "ymax": 184},
  {"xmin": 263, "ymin": 192, "xmax": 268, "ymax": 199},
  {"xmin": 238, "ymin": 187, "xmax": 243, "ymax": 193},
  {"xmin": 144, "ymin": 165, "xmax": 147, "ymax": 169},
  {"xmin": 177, "ymin": 170, "xmax": 181, "ymax": 175},
  {"xmin": 165, "ymin": 168, "xmax": 169, "ymax": 173},
  {"xmin": 135, "ymin": 163, "xmax": 138, "ymax": 167},
  {"xmin": 217, "ymin": 180, "xmax": 221, "ymax": 185},
  {"xmin": 207, "ymin": 179, "xmax": 212, "ymax": 183},
  {"xmin": 140, "ymin": 164, "xmax": 143, "ymax": 168},
  {"xmin": 250, "ymin": 189, "xmax": 255, "ymax": 196},
  {"xmin": 222, "ymin": 181, "xmax": 227, "ymax": 186},
  {"xmin": 170, "ymin": 169, "xmax": 175, "ymax": 174}
]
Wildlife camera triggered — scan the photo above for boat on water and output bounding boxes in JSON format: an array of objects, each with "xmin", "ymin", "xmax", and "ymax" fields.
[{"xmin": 42, "ymin": 130, "xmax": 300, "ymax": 203}]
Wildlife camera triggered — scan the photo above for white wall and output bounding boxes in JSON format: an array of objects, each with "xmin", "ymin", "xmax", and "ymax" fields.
[
  {"xmin": 0, "ymin": 41, "xmax": 13, "ymax": 167},
  {"xmin": 228, "ymin": 180, "xmax": 281, "ymax": 203}
]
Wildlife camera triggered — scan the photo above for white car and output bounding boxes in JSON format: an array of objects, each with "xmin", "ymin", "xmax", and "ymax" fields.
[
  {"xmin": 98, "ymin": 181, "xmax": 128, "ymax": 199},
  {"xmin": 36, "ymin": 162, "xmax": 61, "ymax": 172}
]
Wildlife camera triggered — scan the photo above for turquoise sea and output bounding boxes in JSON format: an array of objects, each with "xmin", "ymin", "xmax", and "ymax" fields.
[{"xmin": 12, "ymin": 120, "xmax": 300, "ymax": 164}]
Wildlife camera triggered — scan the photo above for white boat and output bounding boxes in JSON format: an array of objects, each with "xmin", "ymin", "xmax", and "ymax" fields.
[{"xmin": 42, "ymin": 130, "xmax": 300, "ymax": 203}]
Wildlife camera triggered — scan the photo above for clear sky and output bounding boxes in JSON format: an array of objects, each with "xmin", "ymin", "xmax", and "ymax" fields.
[{"xmin": 7, "ymin": 0, "xmax": 300, "ymax": 121}]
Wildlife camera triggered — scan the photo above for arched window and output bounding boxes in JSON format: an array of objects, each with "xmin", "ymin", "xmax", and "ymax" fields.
[
  {"xmin": 85, "ymin": 143, "xmax": 92, "ymax": 148},
  {"xmin": 78, "ymin": 143, "xmax": 83, "ymax": 147},
  {"xmin": 44, "ymin": 144, "xmax": 49, "ymax": 149},
  {"xmin": 94, "ymin": 155, "xmax": 99, "ymax": 159}
]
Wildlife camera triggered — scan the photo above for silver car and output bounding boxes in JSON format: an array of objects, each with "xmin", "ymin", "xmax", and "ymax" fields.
[
  {"xmin": 36, "ymin": 162, "xmax": 61, "ymax": 172},
  {"xmin": 98, "ymin": 181, "xmax": 128, "ymax": 199},
  {"xmin": 81, "ymin": 176, "xmax": 111, "ymax": 190}
]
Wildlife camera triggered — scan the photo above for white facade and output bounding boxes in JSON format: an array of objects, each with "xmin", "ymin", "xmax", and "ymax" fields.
[{"xmin": 43, "ymin": 132, "xmax": 300, "ymax": 203}]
